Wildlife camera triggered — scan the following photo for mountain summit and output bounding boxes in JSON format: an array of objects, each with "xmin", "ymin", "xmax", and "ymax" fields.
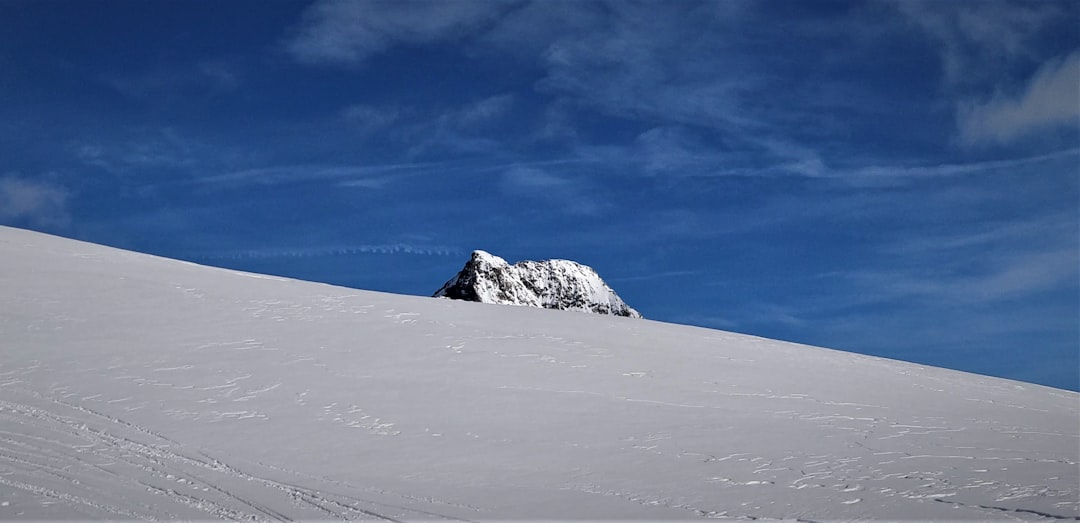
[{"xmin": 434, "ymin": 250, "xmax": 642, "ymax": 318}]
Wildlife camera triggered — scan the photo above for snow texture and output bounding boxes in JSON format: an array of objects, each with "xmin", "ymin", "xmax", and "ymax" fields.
[
  {"xmin": 0, "ymin": 225, "xmax": 1077, "ymax": 521},
  {"xmin": 434, "ymin": 250, "xmax": 642, "ymax": 318}
]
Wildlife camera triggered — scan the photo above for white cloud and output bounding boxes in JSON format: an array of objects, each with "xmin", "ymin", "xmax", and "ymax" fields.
[
  {"xmin": 825, "ymin": 207, "xmax": 1079, "ymax": 309},
  {"xmin": 104, "ymin": 60, "xmax": 240, "ymax": 99},
  {"xmin": 500, "ymin": 166, "xmax": 604, "ymax": 215},
  {"xmin": 0, "ymin": 175, "xmax": 70, "ymax": 228},
  {"xmin": 287, "ymin": 0, "xmax": 516, "ymax": 66},
  {"xmin": 449, "ymin": 94, "xmax": 513, "ymax": 128},
  {"xmin": 891, "ymin": 0, "xmax": 1065, "ymax": 86},
  {"xmin": 840, "ymin": 147, "xmax": 1079, "ymax": 184},
  {"xmin": 196, "ymin": 243, "xmax": 462, "ymax": 261},
  {"xmin": 842, "ymin": 247, "xmax": 1077, "ymax": 306},
  {"xmin": 402, "ymin": 94, "xmax": 515, "ymax": 157},
  {"xmin": 341, "ymin": 104, "xmax": 401, "ymax": 131},
  {"xmin": 73, "ymin": 128, "xmax": 208, "ymax": 174},
  {"xmin": 533, "ymin": 7, "xmax": 750, "ymax": 131},
  {"xmin": 958, "ymin": 51, "xmax": 1080, "ymax": 146},
  {"xmin": 633, "ymin": 127, "xmax": 711, "ymax": 174},
  {"xmin": 201, "ymin": 161, "xmax": 446, "ymax": 186}
]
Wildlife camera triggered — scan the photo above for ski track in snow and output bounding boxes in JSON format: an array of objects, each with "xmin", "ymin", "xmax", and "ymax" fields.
[
  {"xmin": 0, "ymin": 226, "xmax": 1078, "ymax": 521},
  {"xmin": 0, "ymin": 386, "xmax": 482, "ymax": 521}
]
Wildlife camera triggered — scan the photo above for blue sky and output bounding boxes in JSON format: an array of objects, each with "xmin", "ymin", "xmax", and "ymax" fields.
[{"xmin": 2, "ymin": 0, "xmax": 1077, "ymax": 390}]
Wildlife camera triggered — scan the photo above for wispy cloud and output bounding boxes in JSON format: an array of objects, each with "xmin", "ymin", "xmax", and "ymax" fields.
[
  {"xmin": 103, "ymin": 60, "xmax": 240, "ymax": 99},
  {"xmin": 958, "ymin": 51, "xmax": 1080, "ymax": 146},
  {"xmin": 531, "ymin": 3, "xmax": 754, "ymax": 132},
  {"xmin": 198, "ymin": 161, "xmax": 453, "ymax": 187},
  {"xmin": 404, "ymin": 94, "xmax": 516, "ymax": 157},
  {"xmin": 891, "ymin": 0, "xmax": 1066, "ymax": 86},
  {"xmin": 838, "ymin": 147, "xmax": 1079, "ymax": 184},
  {"xmin": 572, "ymin": 126, "xmax": 1077, "ymax": 185},
  {"xmin": 821, "ymin": 205, "xmax": 1078, "ymax": 309},
  {"xmin": 499, "ymin": 165, "xmax": 605, "ymax": 216},
  {"xmin": 608, "ymin": 270, "xmax": 701, "ymax": 283},
  {"xmin": 632, "ymin": 127, "xmax": 719, "ymax": 175},
  {"xmin": 0, "ymin": 174, "xmax": 71, "ymax": 228},
  {"xmin": 881, "ymin": 210, "xmax": 1076, "ymax": 256},
  {"xmin": 837, "ymin": 247, "xmax": 1076, "ymax": 307},
  {"xmin": 286, "ymin": 0, "xmax": 517, "ymax": 66},
  {"xmin": 444, "ymin": 94, "xmax": 514, "ymax": 129},
  {"xmin": 340, "ymin": 104, "xmax": 402, "ymax": 133},
  {"xmin": 889, "ymin": 2, "xmax": 1077, "ymax": 149},
  {"xmin": 73, "ymin": 128, "xmax": 212, "ymax": 175},
  {"xmin": 194, "ymin": 243, "xmax": 463, "ymax": 261}
]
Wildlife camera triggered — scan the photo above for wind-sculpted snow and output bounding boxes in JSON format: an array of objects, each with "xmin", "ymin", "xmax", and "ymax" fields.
[
  {"xmin": 0, "ymin": 226, "xmax": 1077, "ymax": 521},
  {"xmin": 434, "ymin": 250, "xmax": 642, "ymax": 318}
]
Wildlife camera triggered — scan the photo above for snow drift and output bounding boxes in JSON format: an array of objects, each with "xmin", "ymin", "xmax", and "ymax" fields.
[{"xmin": 0, "ymin": 225, "xmax": 1076, "ymax": 521}]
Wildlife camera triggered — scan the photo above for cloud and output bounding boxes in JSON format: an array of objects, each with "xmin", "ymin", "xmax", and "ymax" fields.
[
  {"xmin": 104, "ymin": 60, "xmax": 240, "ymax": 99},
  {"xmin": 499, "ymin": 166, "xmax": 604, "ymax": 215},
  {"xmin": 839, "ymin": 147, "xmax": 1079, "ymax": 184},
  {"xmin": 199, "ymin": 161, "xmax": 448, "ymax": 187},
  {"xmin": 402, "ymin": 94, "xmax": 515, "ymax": 157},
  {"xmin": 341, "ymin": 104, "xmax": 402, "ymax": 132},
  {"xmin": 532, "ymin": 4, "xmax": 753, "ymax": 132},
  {"xmin": 633, "ymin": 127, "xmax": 715, "ymax": 175},
  {"xmin": 957, "ymin": 51, "xmax": 1080, "ymax": 146},
  {"xmin": 286, "ymin": 0, "xmax": 517, "ymax": 66},
  {"xmin": 607, "ymin": 270, "xmax": 701, "ymax": 284},
  {"xmin": 891, "ymin": 0, "xmax": 1066, "ymax": 86},
  {"xmin": 840, "ymin": 247, "xmax": 1077, "ymax": 306},
  {"xmin": 73, "ymin": 128, "xmax": 209, "ymax": 175},
  {"xmin": 447, "ymin": 94, "xmax": 514, "ymax": 128},
  {"xmin": 580, "ymin": 123, "xmax": 1077, "ymax": 185},
  {"xmin": 821, "ymin": 206, "xmax": 1079, "ymax": 309},
  {"xmin": 0, "ymin": 174, "xmax": 71, "ymax": 228},
  {"xmin": 194, "ymin": 243, "xmax": 462, "ymax": 261}
]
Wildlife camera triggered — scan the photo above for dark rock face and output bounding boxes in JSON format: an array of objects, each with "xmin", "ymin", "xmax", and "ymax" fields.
[{"xmin": 434, "ymin": 250, "xmax": 642, "ymax": 318}]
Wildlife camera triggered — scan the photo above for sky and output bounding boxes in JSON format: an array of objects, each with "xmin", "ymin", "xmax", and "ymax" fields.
[{"xmin": 1, "ymin": 0, "xmax": 1077, "ymax": 391}]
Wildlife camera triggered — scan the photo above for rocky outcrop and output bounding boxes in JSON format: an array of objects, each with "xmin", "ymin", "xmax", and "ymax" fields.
[{"xmin": 434, "ymin": 250, "xmax": 641, "ymax": 318}]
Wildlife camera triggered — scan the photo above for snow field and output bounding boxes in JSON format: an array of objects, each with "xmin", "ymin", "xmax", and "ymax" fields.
[{"xmin": 0, "ymin": 226, "xmax": 1077, "ymax": 521}]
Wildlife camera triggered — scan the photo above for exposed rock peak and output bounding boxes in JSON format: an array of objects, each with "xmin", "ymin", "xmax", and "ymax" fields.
[{"xmin": 434, "ymin": 250, "xmax": 642, "ymax": 318}]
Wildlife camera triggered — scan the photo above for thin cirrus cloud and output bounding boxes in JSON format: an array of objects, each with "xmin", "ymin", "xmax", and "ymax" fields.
[
  {"xmin": 103, "ymin": 61, "xmax": 240, "ymax": 100},
  {"xmin": 287, "ymin": 0, "xmax": 755, "ymax": 133},
  {"xmin": 74, "ymin": 130, "xmax": 206, "ymax": 175},
  {"xmin": 197, "ymin": 161, "xmax": 454, "ymax": 187},
  {"xmin": 285, "ymin": 0, "xmax": 517, "ymax": 66},
  {"xmin": 340, "ymin": 104, "xmax": 402, "ymax": 134},
  {"xmin": 403, "ymin": 94, "xmax": 517, "ymax": 158},
  {"xmin": 835, "ymin": 247, "xmax": 1076, "ymax": 307},
  {"xmin": 0, "ymin": 174, "xmax": 70, "ymax": 228},
  {"xmin": 834, "ymin": 207, "xmax": 1078, "ymax": 309},
  {"xmin": 194, "ymin": 243, "xmax": 463, "ymax": 262},
  {"xmin": 957, "ymin": 51, "xmax": 1080, "ymax": 146},
  {"xmin": 890, "ymin": 0, "xmax": 1065, "ymax": 86},
  {"xmin": 499, "ymin": 165, "xmax": 606, "ymax": 216}
]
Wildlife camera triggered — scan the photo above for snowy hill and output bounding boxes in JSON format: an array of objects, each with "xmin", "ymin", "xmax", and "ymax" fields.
[
  {"xmin": 434, "ymin": 250, "xmax": 642, "ymax": 318},
  {"xmin": 0, "ymin": 225, "xmax": 1077, "ymax": 521}
]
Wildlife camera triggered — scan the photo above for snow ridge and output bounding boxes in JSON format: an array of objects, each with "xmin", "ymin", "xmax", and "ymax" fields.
[{"xmin": 434, "ymin": 250, "xmax": 642, "ymax": 318}]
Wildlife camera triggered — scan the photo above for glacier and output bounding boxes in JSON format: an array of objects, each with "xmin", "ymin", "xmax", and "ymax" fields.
[{"xmin": 0, "ymin": 225, "xmax": 1077, "ymax": 521}]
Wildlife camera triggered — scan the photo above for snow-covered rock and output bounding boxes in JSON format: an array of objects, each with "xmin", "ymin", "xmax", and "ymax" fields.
[{"xmin": 434, "ymin": 250, "xmax": 642, "ymax": 318}]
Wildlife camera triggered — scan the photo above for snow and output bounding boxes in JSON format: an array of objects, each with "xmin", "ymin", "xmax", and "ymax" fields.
[
  {"xmin": 0, "ymin": 225, "xmax": 1077, "ymax": 521},
  {"xmin": 435, "ymin": 250, "xmax": 642, "ymax": 318},
  {"xmin": 469, "ymin": 249, "xmax": 505, "ymax": 266}
]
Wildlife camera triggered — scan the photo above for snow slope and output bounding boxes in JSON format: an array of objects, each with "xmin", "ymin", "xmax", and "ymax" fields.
[
  {"xmin": 434, "ymin": 250, "xmax": 642, "ymax": 318},
  {"xmin": 0, "ymin": 225, "xmax": 1076, "ymax": 521}
]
